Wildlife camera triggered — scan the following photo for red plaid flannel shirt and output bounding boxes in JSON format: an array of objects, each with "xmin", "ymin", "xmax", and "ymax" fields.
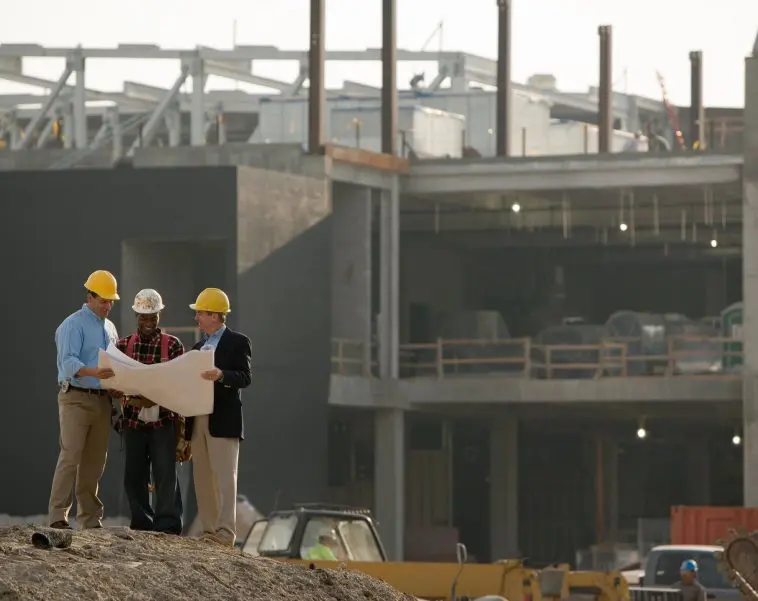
[{"xmin": 116, "ymin": 329, "xmax": 184, "ymax": 430}]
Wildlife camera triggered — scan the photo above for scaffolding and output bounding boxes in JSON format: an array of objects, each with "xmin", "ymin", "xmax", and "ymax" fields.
[{"xmin": 0, "ymin": 43, "xmax": 662, "ymax": 164}]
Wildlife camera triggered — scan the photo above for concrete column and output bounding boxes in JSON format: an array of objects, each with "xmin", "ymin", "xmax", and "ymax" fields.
[
  {"xmin": 378, "ymin": 176, "xmax": 400, "ymax": 379},
  {"xmin": 490, "ymin": 417, "xmax": 518, "ymax": 560},
  {"xmin": 604, "ymin": 438, "xmax": 620, "ymax": 543},
  {"xmin": 375, "ymin": 408, "xmax": 405, "ymax": 560},
  {"xmin": 743, "ymin": 47, "xmax": 758, "ymax": 506},
  {"xmin": 331, "ymin": 183, "xmax": 373, "ymax": 374}
]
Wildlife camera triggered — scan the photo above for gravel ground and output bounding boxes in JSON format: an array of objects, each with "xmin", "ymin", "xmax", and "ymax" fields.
[{"xmin": 0, "ymin": 525, "xmax": 416, "ymax": 601}]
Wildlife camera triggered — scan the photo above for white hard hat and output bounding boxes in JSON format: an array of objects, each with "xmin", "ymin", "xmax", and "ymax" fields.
[{"xmin": 132, "ymin": 289, "xmax": 165, "ymax": 314}]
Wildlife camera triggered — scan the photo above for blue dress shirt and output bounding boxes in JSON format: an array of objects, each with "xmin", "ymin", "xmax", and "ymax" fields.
[
  {"xmin": 56, "ymin": 304, "xmax": 119, "ymax": 389},
  {"xmin": 200, "ymin": 325, "xmax": 227, "ymax": 352}
]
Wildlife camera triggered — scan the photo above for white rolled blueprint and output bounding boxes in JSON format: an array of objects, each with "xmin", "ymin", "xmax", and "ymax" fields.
[{"xmin": 97, "ymin": 343, "xmax": 214, "ymax": 417}]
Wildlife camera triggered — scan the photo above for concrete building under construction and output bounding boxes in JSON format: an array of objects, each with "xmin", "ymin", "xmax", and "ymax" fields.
[{"xmin": 0, "ymin": 1, "xmax": 756, "ymax": 568}]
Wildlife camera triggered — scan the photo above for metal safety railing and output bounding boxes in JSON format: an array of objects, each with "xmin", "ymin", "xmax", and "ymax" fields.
[
  {"xmin": 331, "ymin": 338, "xmax": 379, "ymax": 377},
  {"xmin": 330, "ymin": 335, "xmax": 743, "ymax": 380}
]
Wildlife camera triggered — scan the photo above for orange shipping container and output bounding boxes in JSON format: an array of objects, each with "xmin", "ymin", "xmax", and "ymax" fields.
[{"xmin": 670, "ymin": 505, "xmax": 758, "ymax": 545}]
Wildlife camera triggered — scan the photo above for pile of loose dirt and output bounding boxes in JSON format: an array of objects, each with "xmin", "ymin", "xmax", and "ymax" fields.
[{"xmin": 0, "ymin": 525, "xmax": 416, "ymax": 601}]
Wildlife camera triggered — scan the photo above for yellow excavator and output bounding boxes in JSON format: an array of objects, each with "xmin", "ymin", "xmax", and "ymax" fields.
[{"xmin": 241, "ymin": 502, "xmax": 631, "ymax": 601}]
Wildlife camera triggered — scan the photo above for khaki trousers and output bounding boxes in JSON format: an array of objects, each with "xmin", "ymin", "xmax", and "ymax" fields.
[
  {"xmin": 48, "ymin": 388, "xmax": 112, "ymax": 528},
  {"xmin": 191, "ymin": 415, "xmax": 240, "ymax": 543}
]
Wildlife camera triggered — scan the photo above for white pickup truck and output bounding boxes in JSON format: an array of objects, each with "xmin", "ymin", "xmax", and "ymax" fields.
[{"xmin": 628, "ymin": 545, "xmax": 741, "ymax": 601}]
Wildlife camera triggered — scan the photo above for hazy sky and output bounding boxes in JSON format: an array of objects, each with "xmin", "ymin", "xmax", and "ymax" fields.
[{"xmin": 1, "ymin": 0, "xmax": 755, "ymax": 107}]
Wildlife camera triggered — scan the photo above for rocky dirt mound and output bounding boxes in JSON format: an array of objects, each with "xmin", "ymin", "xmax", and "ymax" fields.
[{"xmin": 0, "ymin": 525, "xmax": 416, "ymax": 601}]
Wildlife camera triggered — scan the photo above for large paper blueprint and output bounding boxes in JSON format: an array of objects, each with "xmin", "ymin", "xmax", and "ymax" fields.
[{"xmin": 97, "ymin": 344, "xmax": 214, "ymax": 416}]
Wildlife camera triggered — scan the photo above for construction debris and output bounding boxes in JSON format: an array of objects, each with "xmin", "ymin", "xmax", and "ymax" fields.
[
  {"xmin": 30, "ymin": 528, "xmax": 73, "ymax": 550},
  {"xmin": 717, "ymin": 527, "xmax": 758, "ymax": 601},
  {"xmin": 0, "ymin": 525, "xmax": 415, "ymax": 601}
]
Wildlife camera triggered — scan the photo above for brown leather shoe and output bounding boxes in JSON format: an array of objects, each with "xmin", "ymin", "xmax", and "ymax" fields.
[
  {"xmin": 50, "ymin": 521, "xmax": 72, "ymax": 530},
  {"xmin": 201, "ymin": 532, "xmax": 234, "ymax": 547}
]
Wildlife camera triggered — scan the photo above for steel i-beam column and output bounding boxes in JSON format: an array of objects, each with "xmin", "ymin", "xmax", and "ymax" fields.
[
  {"xmin": 7, "ymin": 111, "xmax": 19, "ymax": 149},
  {"xmin": 496, "ymin": 0, "xmax": 512, "ymax": 157},
  {"xmin": 689, "ymin": 51, "xmax": 705, "ymax": 150},
  {"xmin": 62, "ymin": 101, "xmax": 74, "ymax": 149},
  {"xmin": 598, "ymin": 25, "xmax": 613, "ymax": 153},
  {"xmin": 165, "ymin": 106, "xmax": 181, "ymax": 147},
  {"xmin": 381, "ymin": 0, "xmax": 397, "ymax": 155},
  {"xmin": 107, "ymin": 107, "xmax": 122, "ymax": 162},
  {"xmin": 190, "ymin": 57, "xmax": 207, "ymax": 146},
  {"xmin": 743, "ymin": 41, "xmax": 758, "ymax": 506},
  {"xmin": 70, "ymin": 51, "xmax": 87, "ymax": 149},
  {"xmin": 308, "ymin": 0, "xmax": 325, "ymax": 154}
]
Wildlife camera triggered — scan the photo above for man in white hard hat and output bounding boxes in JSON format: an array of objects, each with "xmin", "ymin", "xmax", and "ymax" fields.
[
  {"xmin": 48, "ymin": 269, "xmax": 121, "ymax": 530},
  {"xmin": 113, "ymin": 288, "xmax": 187, "ymax": 534},
  {"xmin": 184, "ymin": 287, "xmax": 252, "ymax": 546}
]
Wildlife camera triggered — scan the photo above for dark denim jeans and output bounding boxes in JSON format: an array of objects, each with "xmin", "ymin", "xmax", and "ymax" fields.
[{"xmin": 123, "ymin": 422, "xmax": 182, "ymax": 534}]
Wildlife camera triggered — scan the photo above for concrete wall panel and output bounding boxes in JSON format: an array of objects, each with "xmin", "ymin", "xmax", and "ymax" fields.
[
  {"xmin": 331, "ymin": 183, "xmax": 372, "ymax": 374},
  {"xmin": 234, "ymin": 165, "xmax": 332, "ymax": 512},
  {"xmin": 0, "ymin": 167, "xmax": 237, "ymax": 516}
]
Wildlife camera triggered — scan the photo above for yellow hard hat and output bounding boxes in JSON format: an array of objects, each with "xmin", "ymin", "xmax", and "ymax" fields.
[
  {"xmin": 83, "ymin": 270, "xmax": 120, "ymax": 301},
  {"xmin": 189, "ymin": 288, "xmax": 231, "ymax": 314}
]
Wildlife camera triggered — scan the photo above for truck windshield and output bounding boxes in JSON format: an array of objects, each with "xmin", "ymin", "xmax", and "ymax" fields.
[
  {"xmin": 258, "ymin": 514, "xmax": 298, "ymax": 553},
  {"xmin": 650, "ymin": 550, "xmax": 730, "ymax": 589},
  {"xmin": 300, "ymin": 516, "xmax": 384, "ymax": 562},
  {"xmin": 242, "ymin": 519, "xmax": 269, "ymax": 557},
  {"xmin": 252, "ymin": 513, "xmax": 384, "ymax": 562}
]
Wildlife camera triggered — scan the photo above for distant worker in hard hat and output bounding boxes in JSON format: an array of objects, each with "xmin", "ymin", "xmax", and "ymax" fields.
[
  {"xmin": 676, "ymin": 560, "xmax": 707, "ymax": 601},
  {"xmin": 48, "ymin": 270, "xmax": 121, "ymax": 530},
  {"xmin": 184, "ymin": 287, "xmax": 252, "ymax": 546},
  {"xmin": 304, "ymin": 533, "xmax": 340, "ymax": 561},
  {"xmin": 114, "ymin": 289, "xmax": 187, "ymax": 534}
]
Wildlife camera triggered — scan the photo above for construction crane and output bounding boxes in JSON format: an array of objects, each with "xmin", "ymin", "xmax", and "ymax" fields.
[{"xmin": 655, "ymin": 71, "xmax": 686, "ymax": 150}]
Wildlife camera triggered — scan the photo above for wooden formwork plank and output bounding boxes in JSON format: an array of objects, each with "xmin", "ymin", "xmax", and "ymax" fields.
[{"xmin": 322, "ymin": 143, "xmax": 409, "ymax": 173}]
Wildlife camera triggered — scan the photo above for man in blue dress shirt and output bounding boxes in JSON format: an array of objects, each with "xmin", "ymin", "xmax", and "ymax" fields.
[{"xmin": 48, "ymin": 270, "xmax": 121, "ymax": 530}]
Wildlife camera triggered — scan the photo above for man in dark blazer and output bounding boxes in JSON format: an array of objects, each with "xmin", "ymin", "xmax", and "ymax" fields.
[{"xmin": 186, "ymin": 287, "xmax": 252, "ymax": 546}]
